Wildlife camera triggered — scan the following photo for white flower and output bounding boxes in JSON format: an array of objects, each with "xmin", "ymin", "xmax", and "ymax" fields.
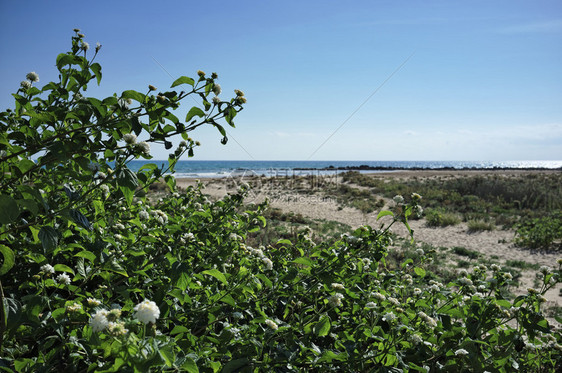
[
  {"xmin": 409, "ymin": 334, "xmax": 423, "ymax": 345},
  {"xmin": 459, "ymin": 277, "xmax": 473, "ymax": 286},
  {"xmin": 26, "ymin": 71, "xmax": 39, "ymax": 82},
  {"xmin": 415, "ymin": 248, "xmax": 424, "ymax": 256},
  {"xmin": 411, "ymin": 193, "xmax": 422, "ymax": 201},
  {"xmin": 90, "ymin": 310, "xmax": 109, "ymax": 332},
  {"xmin": 388, "ymin": 297, "xmax": 400, "ymax": 306},
  {"xmin": 67, "ymin": 303, "xmax": 82, "ymax": 312},
  {"xmin": 328, "ymin": 293, "xmax": 344, "ymax": 307},
  {"xmin": 136, "ymin": 141, "xmax": 151, "ymax": 154},
  {"xmin": 134, "ymin": 299, "xmax": 160, "ymax": 324},
  {"xmin": 382, "ymin": 312, "xmax": 396, "ymax": 322},
  {"xmin": 139, "ymin": 210, "xmax": 150, "ymax": 220},
  {"xmin": 95, "ymin": 42, "xmax": 102, "ymax": 52},
  {"xmin": 81, "ymin": 42, "xmax": 90, "ymax": 51},
  {"xmin": 123, "ymin": 133, "xmax": 137, "ymax": 144},
  {"xmin": 57, "ymin": 273, "xmax": 71, "ymax": 285},
  {"xmin": 115, "ymin": 223, "xmax": 125, "ymax": 230},
  {"xmin": 413, "ymin": 205, "xmax": 423, "ymax": 217},
  {"xmin": 331, "ymin": 283, "xmax": 345, "ymax": 290},
  {"xmin": 365, "ymin": 302, "xmax": 377, "ymax": 309},
  {"xmin": 418, "ymin": 311, "xmax": 437, "ymax": 328},
  {"xmin": 454, "ymin": 348, "xmax": 469, "ymax": 356},
  {"xmin": 40, "ymin": 264, "xmax": 55, "ymax": 274},
  {"xmin": 372, "ymin": 292, "xmax": 386, "ymax": 301},
  {"xmin": 108, "ymin": 321, "xmax": 128, "ymax": 336},
  {"xmin": 100, "ymin": 184, "xmax": 110, "ymax": 197},
  {"xmin": 413, "ymin": 288, "xmax": 422, "ymax": 295},
  {"xmin": 87, "ymin": 298, "xmax": 101, "ymax": 306},
  {"xmin": 20, "ymin": 80, "xmax": 32, "ymax": 89},
  {"xmin": 212, "ymin": 96, "xmax": 221, "ymax": 104},
  {"xmin": 262, "ymin": 257, "xmax": 273, "ymax": 270},
  {"xmin": 212, "ymin": 83, "xmax": 221, "ymax": 96},
  {"xmin": 265, "ymin": 319, "xmax": 278, "ymax": 330},
  {"xmin": 393, "ymin": 195, "xmax": 404, "ymax": 204}
]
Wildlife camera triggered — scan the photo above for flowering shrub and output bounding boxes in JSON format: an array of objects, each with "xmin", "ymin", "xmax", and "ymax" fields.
[{"xmin": 1, "ymin": 31, "xmax": 561, "ymax": 372}]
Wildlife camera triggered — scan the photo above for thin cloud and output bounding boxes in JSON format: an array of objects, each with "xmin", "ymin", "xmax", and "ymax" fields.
[{"xmin": 498, "ymin": 19, "xmax": 562, "ymax": 34}]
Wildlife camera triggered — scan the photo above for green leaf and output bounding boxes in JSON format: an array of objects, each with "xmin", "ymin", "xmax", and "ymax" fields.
[
  {"xmin": 105, "ymin": 259, "xmax": 128, "ymax": 277},
  {"xmin": 314, "ymin": 316, "xmax": 331, "ymax": 336},
  {"xmin": 56, "ymin": 53, "xmax": 82, "ymax": 70},
  {"xmin": 186, "ymin": 106, "xmax": 205, "ymax": 122},
  {"xmin": 376, "ymin": 210, "xmax": 394, "ymax": 220},
  {"xmin": 171, "ymin": 76, "xmax": 195, "ymax": 88},
  {"xmin": 170, "ymin": 325, "xmax": 189, "ymax": 335},
  {"xmin": 222, "ymin": 358, "xmax": 248, "ymax": 373},
  {"xmin": 292, "ymin": 257, "xmax": 313, "ymax": 267},
  {"xmin": 0, "ymin": 244, "xmax": 15, "ymax": 276},
  {"xmin": 120, "ymin": 186, "xmax": 135, "ymax": 206},
  {"xmin": 70, "ymin": 209, "xmax": 91, "ymax": 229},
  {"xmin": 0, "ymin": 195, "xmax": 20, "ymax": 224},
  {"xmin": 220, "ymin": 294, "xmax": 236, "ymax": 307},
  {"xmin": 414, "ymin": 267, "xmax": 426, "ymax": 278},
  {"xmin": 121, "ymin": 90, "xmax": 145, "ymax": 103},
  {"xmin": 54, "ymin": 264, "xmax": 75, "ymax": 275},
  {"xmin": 116, "ymin": 167, "xmax": 139, "ymax": 189},
  {"xmin": 224, "ymin": 107, "xmax": 237, "ymax": 126},
  {"xmin": 16, "ymin": 199, "xmax": 38, "ymax": 217},
  {"xmin": 164, "ymin": 174, "xmax": 176, "ymax": 192},
  {"xmin": 159, "ymin": 345, "xmax": 174, "ymax": 368},
  {"xmin": 74, "ymin": 250, "xmax": 96, "ymax": 263},
  {"xmin": 202, "ymin": 269, "xmax": 227, "ymax": 285},
  {"xmin": 180, "ymin": 357, "xmax": 199, "ymax": 372},
  {"xmin": 90, "ymin": 62, "xmax": 102, "ymax": 85},
  {"xmin": 38, "ymin": 226, "xmax": 58, "ymax": 252}
]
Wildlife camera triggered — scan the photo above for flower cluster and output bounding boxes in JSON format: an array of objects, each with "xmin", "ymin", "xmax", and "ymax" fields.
[
  {"xmin": 265, "ymin": 319, "xmax": 278, "ymax": 330},
  {"xmin": 133, "ymin": 299, "xmax": 160, "ymax": 324},
  {"xmin": 151, "ymin": 209, "xmax": 168, "ymax": 225},
  {"xmin": 328, "ymin": 293, "xmax": 344, "ymax": 307}
]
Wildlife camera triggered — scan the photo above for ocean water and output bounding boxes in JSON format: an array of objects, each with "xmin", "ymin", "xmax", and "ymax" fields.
[{"xmin": 126, "ymin": 160, "xmax": 562, "ymax": 178}]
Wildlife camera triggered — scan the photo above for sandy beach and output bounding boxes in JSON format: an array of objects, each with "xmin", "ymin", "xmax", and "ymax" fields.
[{"xmin": 176, "ymin": 170, "xmax": 562, "ymax": 316}]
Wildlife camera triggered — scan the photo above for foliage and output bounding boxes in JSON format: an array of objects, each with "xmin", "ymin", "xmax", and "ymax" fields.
[
  {"xmin": 1, "ymin": 32, "xmax": 562, "ymax": 372},
  {"xmin": 425, "ymin": 209, "xmax": 461, "ymax": 227},
  {"xmin": 515, "ymin": 212, "xmax": 562, "ymax": 250},
  {"xmin": 467, "ymin": 220, "xmax": 495, "ymax": 233},
  {"xmin": 452, "ymin": 246, "xmax": 480, "ymax": 260},
  {"xmin": 341, "ymin": 171, "xmax": 562, "ymax": 229}
]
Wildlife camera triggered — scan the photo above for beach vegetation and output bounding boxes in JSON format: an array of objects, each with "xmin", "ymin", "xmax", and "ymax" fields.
[
  {"xmin": 425, "ymin": 208, "xmax": 462, "ymax": 227},
  {"xmin": 1, "ymin": 32, "xmax": 561, "ymax": 372},
  {"xmin": 515, "ymin": 212, "xmax": 562, "ymax": 251},
  {"xmin": 452, "ymin": 246, "xmax": 480, "ymax": 259},
  {"xmin": 467, "ymin": 219, "xmax": 496, "ymax": 232}
]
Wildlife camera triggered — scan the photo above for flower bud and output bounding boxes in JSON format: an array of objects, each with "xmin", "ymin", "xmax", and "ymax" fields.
[
  {"xmin": 148, "ymin": 85, "xmax": 157, "ymax": 91},
  {"xmin": 26, "ymin": 71, "xmax": 39, "ymax": 83}
]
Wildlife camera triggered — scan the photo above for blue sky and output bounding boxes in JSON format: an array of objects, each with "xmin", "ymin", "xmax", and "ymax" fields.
[{"xmin": 1, "ymin": 0, "xmax": 561, "ymax": 161}]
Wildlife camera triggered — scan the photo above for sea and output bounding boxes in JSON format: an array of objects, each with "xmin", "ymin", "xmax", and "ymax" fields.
[{"xmin": 126, "ymin": 160, "xmax": 562, "ymax": 179}]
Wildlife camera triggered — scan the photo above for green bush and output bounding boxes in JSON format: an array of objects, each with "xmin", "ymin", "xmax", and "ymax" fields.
[
  {"xmin": 425, "ymin": 208, "xmax": 461, "ymax": 227},
  {"xmin": 467, "ymin": 219, "xmax": 495, "ymax": 232},
  {"xmin": 1, "ymin": 31, "xmax": 561, "ymax": 372},
  {"xmin": 452, "ymin": 246, "xmax": 480, "ymax": 259},
  {"xmin": 515, "ymin": 211, "xmax": 562, "ymax": 250}
]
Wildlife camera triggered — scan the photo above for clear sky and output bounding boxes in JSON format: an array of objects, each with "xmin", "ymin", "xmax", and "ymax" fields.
[{"xmin": 1, "ymin": 0, "xmax": 561, "ymax": 161}]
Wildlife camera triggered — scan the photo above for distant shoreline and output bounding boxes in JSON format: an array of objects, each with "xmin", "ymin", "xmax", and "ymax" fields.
[
  {"xmin": 292, "ymin": 165, "xmax": 562, "ymax": 172},
  {"xmin": 175, "ymin": 168, "xmax": 560, "ymax": 183}
]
